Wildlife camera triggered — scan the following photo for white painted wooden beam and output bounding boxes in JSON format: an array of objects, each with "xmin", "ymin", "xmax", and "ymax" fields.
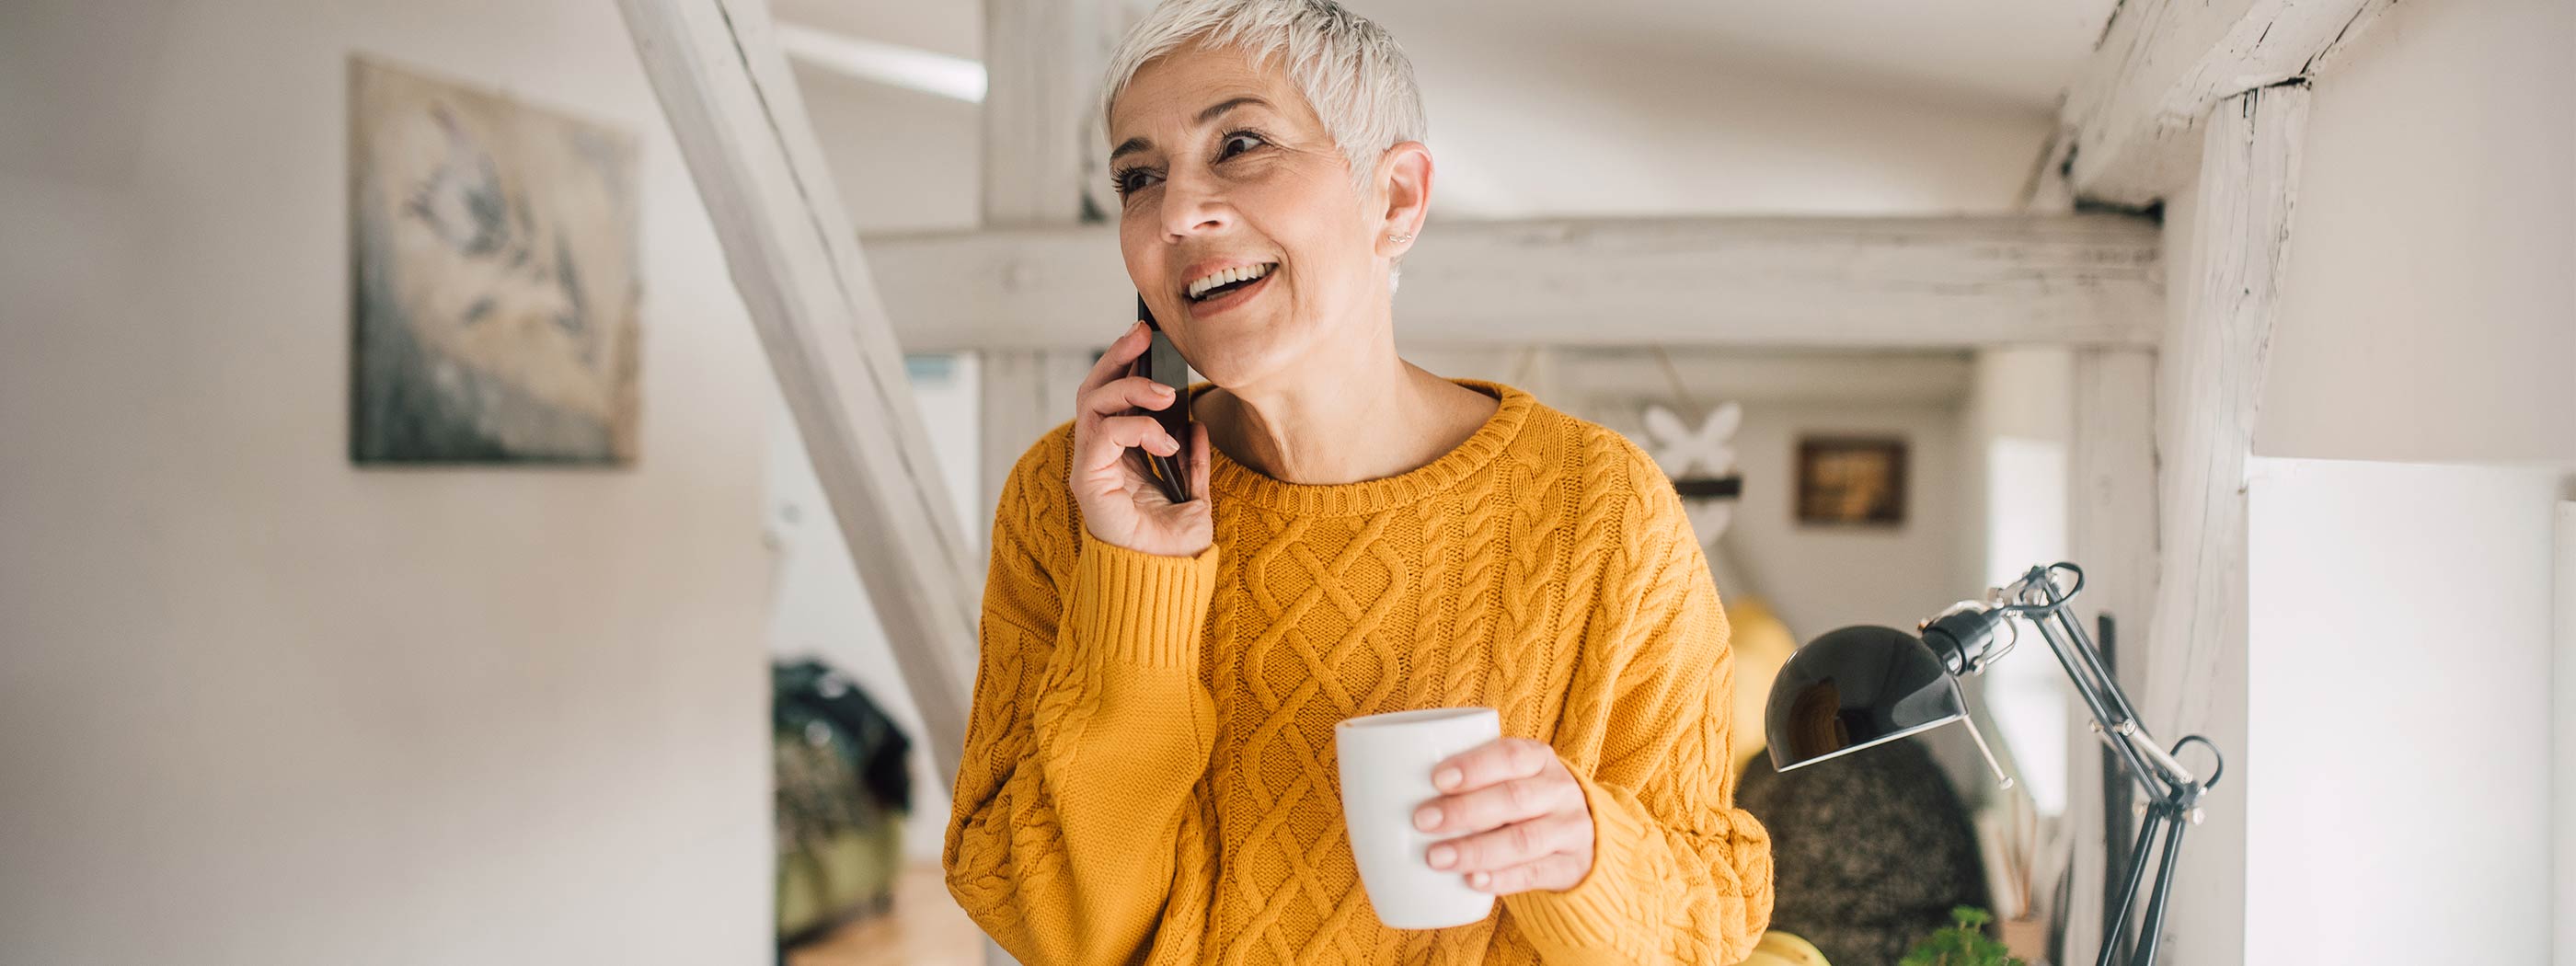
[
  {"xmin": 2061, "ymin": 0, "xmax": 2387, "ymax": 208},
  {"xmin": 976, "ymin": 0, "xmax": 1124, "ymax": 560},
  {"xmin": 2139, "ymin": 81, "xmax": 2310, "ymax": 961},
  {"xmin": 616, "ymin": 0, "xmax": 982, "ymax": 784},
  {"xmin": 864, "ymin": 214, "xmax": 2165, "ymax": 351},
  {"xmin": 982, "ymin": 0, "xmax": 1120, "ymax": 225},
  {"xmin": 2063, "ymin": 346, "xmax": 2158, "ymax": 960},
  {"xmin": 2555, "ymin": 501, "xmax": 2576, "ymax": 964},
  {"xmin": 1404, "ymin": 346, "xmax": 1975, "ymax": 407}
]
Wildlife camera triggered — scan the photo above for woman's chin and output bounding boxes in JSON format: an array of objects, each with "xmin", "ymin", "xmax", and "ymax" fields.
[{"xmin": 1178, "ymin": 346, "xmax": 1291, "ymax": 391}]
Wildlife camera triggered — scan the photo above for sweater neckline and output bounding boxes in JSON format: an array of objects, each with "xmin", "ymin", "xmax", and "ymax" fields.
[{"xmin": 1190, "ymin": 377, "xmax": 1535, "ymax": 517}]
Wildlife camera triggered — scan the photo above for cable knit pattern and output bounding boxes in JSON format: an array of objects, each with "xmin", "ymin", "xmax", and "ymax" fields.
[{"xmin": 945, "ymin": 378, "xmax": 1773, "ymax": 966}]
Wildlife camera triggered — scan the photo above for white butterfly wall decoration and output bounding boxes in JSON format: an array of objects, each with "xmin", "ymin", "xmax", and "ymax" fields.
[{"xmin": 1641, "ymin": 402, "xmax": 1742, "ymax": 547}]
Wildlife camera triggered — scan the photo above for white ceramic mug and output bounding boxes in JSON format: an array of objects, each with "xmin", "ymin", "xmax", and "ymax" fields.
[{"xmin": 1335, "ymin": 706, "xmax": 1502, "ymax": 929}]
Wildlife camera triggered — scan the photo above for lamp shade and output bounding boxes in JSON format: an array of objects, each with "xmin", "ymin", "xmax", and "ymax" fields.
[{"xmin": 1764, "ymin": 625, "xmax": 1968, "ymax": 773}]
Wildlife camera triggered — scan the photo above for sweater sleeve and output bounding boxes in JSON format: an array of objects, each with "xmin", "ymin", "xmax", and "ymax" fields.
[
  {"xmin": 943, "ymin": 432, "xmax": 1223, "ymax": 965},
  {"xmin": 1502, "ymin": 447, "xmax": 1776, "ymax": 965}
]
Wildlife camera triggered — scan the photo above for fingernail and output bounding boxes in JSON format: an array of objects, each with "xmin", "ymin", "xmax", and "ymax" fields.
[
  {"xmin": 1467, "ymin": 871, "xmax": 1490, "ymax": 890},
  {"xmin": 1153, "ymin": 383, "xmax": 1176, "ymax": 397},
  {"xmin": 1426, "ymin": 845, "xmax": 1455, "ymax": 868},
  {"xmin": 1413, "ymin": 805, "xmax": 1440, "ymax": 832},
  {"xmin": 1434, "ymin": 767, "xmax": 1462, "ymax": 790}
]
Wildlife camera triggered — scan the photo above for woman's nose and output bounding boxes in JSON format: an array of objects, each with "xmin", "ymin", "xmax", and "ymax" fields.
[{"xmin": 1157, "ymin": 171, "xmax": 1234, "ymax": 239}]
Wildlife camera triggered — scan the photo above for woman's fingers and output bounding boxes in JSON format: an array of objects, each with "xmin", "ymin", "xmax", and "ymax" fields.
[
  {"xmin": 1424, "ymin": 810, "xmax": 1589, "ymax": 875},
  {"xmin": 1080, "ymin": 414, "xmax": 1179, "ymax": 474},
  {"xmin": 1463, "ymin": 851, "xmax": 1593, "ymax": 895},
  {"xmin": 1431, "ymin": 737, "xmax": 1556, "ymax": 796},
  {"xmin": 1188, "ymin": 420, "xmax": 1211, "ymax": 497},
  {"xmin": 1075, "ymin": 321, "xmax": 1154, "ymax": 401},
  {"xmin": 1080, "ymin": 374, "xmax": 1177, "ymax": 421},
  {"xmin": 1415, "ymin": 773, "xmax": 1579, "ymax": 836}
]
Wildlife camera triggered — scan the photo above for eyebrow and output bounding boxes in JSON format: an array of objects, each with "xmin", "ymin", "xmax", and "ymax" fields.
[{"xmin": 1110, "ymin": 96, "xmax": 1273, "ymax": 162}]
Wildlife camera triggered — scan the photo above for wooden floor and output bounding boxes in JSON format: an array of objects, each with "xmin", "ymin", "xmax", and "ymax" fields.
[{"xmin": 788, "ymin": 861, "xmax": 985, "ymax": 966}]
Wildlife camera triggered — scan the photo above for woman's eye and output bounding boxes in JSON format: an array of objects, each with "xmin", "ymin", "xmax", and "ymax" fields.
[
  {"xmin": 1218, "ymin": 132, "xmax": 1266, "ymax": 159},
  {"xmin": 1113, "ymin": 168, "xmax": 1159, "ymax": 196}
]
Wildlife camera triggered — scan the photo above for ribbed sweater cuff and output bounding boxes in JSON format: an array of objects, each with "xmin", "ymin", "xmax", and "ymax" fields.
[
  {"xmin": 1502, "ymin": 770, "xmax": 1656, "ymax": 955},
  {"xmin": 1067, "ymin": 530, "xmax": 1221, "ymax": 670}
]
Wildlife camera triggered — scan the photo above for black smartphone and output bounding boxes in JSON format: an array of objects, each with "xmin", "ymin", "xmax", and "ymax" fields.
[{"xmin": 1129, "ymin": 295, "xmax": 1193, "ymax": 502}]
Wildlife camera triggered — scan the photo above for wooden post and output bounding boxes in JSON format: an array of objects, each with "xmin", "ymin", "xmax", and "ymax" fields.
[
  {"xmin": 614, "ymin": 0, "xmax": 983, "ymax": 784},
  {"xmin": 2137, "ymin": 81, "xmax": 2310, "ymax": 961},
  {"xmin": 2555, "ymin": 501, "xmax": 2576, "ymax": 964},
  {"xmin": 976, "ymin": 0, "xmax": 1123, "ymax": 548},
  {"xmin": 973, "ymin": 7, "xmax": 1123, "ymax": 962},
  {"xmin": 2063, "ymin": 346, "xmax": 2158, "ymax": 959}
]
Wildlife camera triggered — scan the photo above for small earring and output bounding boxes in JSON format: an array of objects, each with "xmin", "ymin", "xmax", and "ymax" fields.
[{"xmin": 1388, "ymin": 232, "xmax": 1414, "ymax": 243}]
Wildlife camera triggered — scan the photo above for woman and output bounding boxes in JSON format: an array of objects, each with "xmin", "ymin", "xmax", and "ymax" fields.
[{"xmin": 944, "ymin": 2, "xmax": 1773, "ymax": 962}]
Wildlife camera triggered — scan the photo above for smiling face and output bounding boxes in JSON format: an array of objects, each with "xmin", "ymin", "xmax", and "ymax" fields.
[{"xmin": 1108, "ymin": 42, "xmax": 1425, "ymax": 388}]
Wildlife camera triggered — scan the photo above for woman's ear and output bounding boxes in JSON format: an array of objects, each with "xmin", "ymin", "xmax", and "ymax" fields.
[{"xmin": 1374, "ymin": 141, "xmax": 1433, "ymax": 257}]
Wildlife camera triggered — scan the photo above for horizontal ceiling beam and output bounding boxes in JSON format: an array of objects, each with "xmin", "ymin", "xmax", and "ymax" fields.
[
  {"xmin": 1400, "ymin": 346, "xmax": 1974, "ymax": 407},
  {"xmin": 2060, "ymin": 0, "xmax": 2390, "ymax": 208},
  {"xmin": 865, "ymin": 214, "xmax": 2164, "ymax": 351}
]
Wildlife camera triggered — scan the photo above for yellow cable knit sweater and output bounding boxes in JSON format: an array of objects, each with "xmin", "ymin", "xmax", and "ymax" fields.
[{"xmin": 945, "ymin": 379, "xmax": 1773, "ymax": 966}]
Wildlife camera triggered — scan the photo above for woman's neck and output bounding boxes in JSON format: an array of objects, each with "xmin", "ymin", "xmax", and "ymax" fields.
[{"xmin": 1200, "ymin": 343, "xmax": 1499, "ymax": 487}]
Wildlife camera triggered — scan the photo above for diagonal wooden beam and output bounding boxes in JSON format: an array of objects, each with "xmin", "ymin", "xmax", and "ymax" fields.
[
  {"xmin": 616, "ymin": 0, "xmax": 981, "ymax": 785},
  {"xmin": 863, "ymin": 214, "xmax": 2166, "ymax": 351},
  {"xmin": 2061, "ymin": 0, "xmax": 2388, "ymax": 208}
]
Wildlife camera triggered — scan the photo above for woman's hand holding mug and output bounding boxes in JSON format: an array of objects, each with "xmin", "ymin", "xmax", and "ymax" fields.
[
  {"xmin": 1414, "ymin": 737, "xmax": 1598, "ymax": 896},
  {"xmin": 1073, "ymin": 320, "xmax": 1213, "ymax": 557}
]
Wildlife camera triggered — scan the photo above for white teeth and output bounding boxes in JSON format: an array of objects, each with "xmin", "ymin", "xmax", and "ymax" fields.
[{"xmin": 1187, "ymin": 262, "xmax": 1274, "ymax": 300}]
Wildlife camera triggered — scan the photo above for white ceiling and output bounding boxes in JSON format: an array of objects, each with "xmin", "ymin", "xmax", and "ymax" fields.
[
  {"xmin": 770, "ymin": 0, "xmax": 979, "ymax": 59},
  {"xmin": 1379, "ymin": 0, "xmax": 2121, "ymax": 111},
  {"xmin": 776, "ymin": 0, "xmax": 2125, "ymax": 223},
  {"xmin": 770, "ymin": 0, "xmax": 2119, "ymax": 113}
]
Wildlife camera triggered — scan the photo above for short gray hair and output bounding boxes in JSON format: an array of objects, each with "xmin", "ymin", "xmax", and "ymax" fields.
[{"xmin": 1100, "ymin": 0, "xmax": 1427, "ymax": 190}]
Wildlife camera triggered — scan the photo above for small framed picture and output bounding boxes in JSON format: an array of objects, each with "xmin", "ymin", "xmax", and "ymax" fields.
[{"xmin": 1796, "ymin": 436, "xmax": 1907, "ymax": 526}]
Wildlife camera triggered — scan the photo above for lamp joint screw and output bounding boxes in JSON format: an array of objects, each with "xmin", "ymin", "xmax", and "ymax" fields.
[{"xmin": 2189, "ymin": 808, "xmax": 2205, "ymax": 825}]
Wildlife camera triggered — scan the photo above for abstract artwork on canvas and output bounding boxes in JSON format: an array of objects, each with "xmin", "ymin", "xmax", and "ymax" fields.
[{"xmin": 349, "ymin": 57, "xmax": 640, "ymax": 464}]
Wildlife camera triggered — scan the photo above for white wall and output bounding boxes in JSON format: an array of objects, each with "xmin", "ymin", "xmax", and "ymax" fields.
[
  {"xmin": 2244, "ymin": 458, "xmax": 2561, "ymax": 964},
  {"xmin": 796, "ymin": 63, "xmax": 981, "ymax": 232},
  {"xmin": 1364, "ymin": 16, "xmax": 2052, "ymax": 218},
  {"xmin": 1567, "ymin": 385, "xmax": 1972, "ymax": 639},
  {"xmin": 0, "ymin": 1, "xmax": 773, "ymax": 962},
  {"xmin": 2259, "ymin": 0, "xmax": 2576, "ymax": 464}
]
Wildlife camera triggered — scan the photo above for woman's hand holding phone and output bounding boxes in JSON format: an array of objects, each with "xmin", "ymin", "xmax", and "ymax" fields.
[{"xmin": 1073, "ymin": 320, "xmax": 1212, "ymax": 558}]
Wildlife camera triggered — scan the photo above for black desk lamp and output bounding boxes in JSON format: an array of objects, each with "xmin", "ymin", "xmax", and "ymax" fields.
[{"xmin": 1763, "ymin": 563, "xmax": 2225, "ymax": 966}]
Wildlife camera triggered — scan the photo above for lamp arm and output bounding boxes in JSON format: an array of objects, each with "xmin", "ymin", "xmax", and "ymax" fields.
[
  {"xmin": 1981, "ymin": 564, "xmax": 2223, "ymax": 966},
  {"xmin": 1996, "ymin": 566, "xmax": 2203, "ymax": 799},
  {"xmin": 2030, "ymin": 604, "xmax": 2195, "ymax": 799}
]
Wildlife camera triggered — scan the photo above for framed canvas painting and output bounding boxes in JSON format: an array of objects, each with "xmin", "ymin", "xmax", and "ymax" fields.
[
  {"xmin": 1795, "ymin": 436, "xmax": 1907, "ymax": 526},
  {"xmin": 349, "ymin": 56, "xmax": 641, "ymax": 464}
]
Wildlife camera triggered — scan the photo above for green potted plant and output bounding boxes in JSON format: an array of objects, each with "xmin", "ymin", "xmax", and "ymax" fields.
[{"xmin": 1900, "ymin": 906, "xmax": 2027, "ymax": 966}]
